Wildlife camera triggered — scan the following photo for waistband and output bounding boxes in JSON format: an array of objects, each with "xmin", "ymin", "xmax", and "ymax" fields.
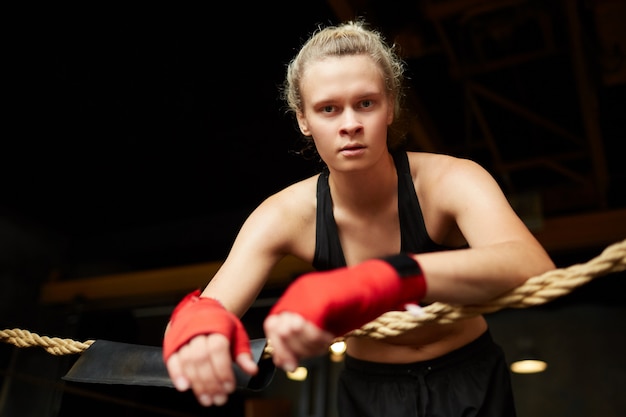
[{"xmin": 343, "ymin": 330, "xmax": 497, "ymax": 375}]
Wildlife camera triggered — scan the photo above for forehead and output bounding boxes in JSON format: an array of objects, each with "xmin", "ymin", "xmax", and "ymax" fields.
[{"xmin": 300, "ymin": 55, "xmax": 385, "ymax": 99}]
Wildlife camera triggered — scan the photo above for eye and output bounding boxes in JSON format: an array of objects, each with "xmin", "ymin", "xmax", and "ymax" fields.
[
  {"xmin": 321, "ymin": 105, "xmax": 335, "ymax": 113},
  {"xmin": 360, "ymin": 99, "xmax": 373, "ymax": 108}
]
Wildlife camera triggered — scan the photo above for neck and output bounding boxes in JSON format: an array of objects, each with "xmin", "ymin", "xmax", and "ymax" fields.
[{"xmin": 327, "ymin": 152, "xmax": 397, "ymax": 214}]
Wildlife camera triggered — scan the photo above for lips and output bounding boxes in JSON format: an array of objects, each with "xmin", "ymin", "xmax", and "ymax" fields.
[
  {"xmin": 339, "ymin": 144, "xmax": 366, "ymax": 156},
  {"xmin": 340, "ymin": 143, "xmax": 365, "ymax": 151}
]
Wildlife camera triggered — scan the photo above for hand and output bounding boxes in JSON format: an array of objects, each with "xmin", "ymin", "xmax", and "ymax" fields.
[
  {"xmin": 162, "ymin": 290, "xmax": 258, "ymax": 407},
  {"xmin": 166, "ymin": 333, "xmax": 258, "ymax": 407},
  {"xmin": 267, "ymin": 254, "xmax": 426, "ymax": 337},
  {"xmin": 263, "ymin": 312, "xmax": 335, "ymax": 372}
]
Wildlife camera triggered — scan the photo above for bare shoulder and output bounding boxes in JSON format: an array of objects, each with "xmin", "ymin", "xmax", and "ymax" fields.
[
  {"xmin": 405, "ymin": 151, "xmax": 545, "ymax": 250},
  {"xmin": 203, "ymin": 175, "xmax": 319, "ymax": 311},
  {"xmin": 258, "ymin": 175, "xmax": 318, "ymax": 219},
  {"xmin": 407, "ymin": 151, "xmax": 487, "ymax": 176},
  {"xmin": 240, "ymin": 174, "xmax": 319, "ymax": 256},
  {"xmin": 406, "ymin": 151, "xmax": 495, "ymax": 192}
]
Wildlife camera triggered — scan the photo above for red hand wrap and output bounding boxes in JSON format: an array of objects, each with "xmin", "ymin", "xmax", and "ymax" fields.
[
  {"xmin": 162, "ymin": 290, "xmax": 251, "ymax": 362},
  {"xmin": 268, "ymin": 254, "xmax": 426, "ymax": 337}
]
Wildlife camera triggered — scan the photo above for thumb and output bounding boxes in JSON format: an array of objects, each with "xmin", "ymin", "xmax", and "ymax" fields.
[
  {"xmin": 235, "ymin": 352, "xmax": 259, "ymax": 375},
  {"xmin": 231, "ymin": 319, "xmax": 258, "ymax": 375}
]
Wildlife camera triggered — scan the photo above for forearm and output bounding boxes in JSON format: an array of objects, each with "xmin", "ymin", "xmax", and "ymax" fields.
[
  {"xmin": 200, "ymin": 245, "xmax": 283, "ymax": 317},
  {"xmin": 417, "ymin": 240, "xmax": 555, "ymax": 305}
]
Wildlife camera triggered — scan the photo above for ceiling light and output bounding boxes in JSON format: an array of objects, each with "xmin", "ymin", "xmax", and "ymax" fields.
[
  {"xmin": 510, "ymin": 358, "xmax": 548, "ymax": 374},
  {"xmin": 510, "ymin": 338, "xmax": 548, "ymax": 374}
]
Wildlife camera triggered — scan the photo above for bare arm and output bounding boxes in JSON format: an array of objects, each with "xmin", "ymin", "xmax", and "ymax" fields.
[
  {"xmin": 200, "ymin": 176, "xmax": 319, "ymax": 312},
  {"xmin": 165, "ymin": 180, "xmax": 316, "ymax": 406},
  {"xmin": 414, "ymin": 155, "xmax": 555, "ymax": 305},
  {"xmin": 201, "ymin": 202, "xmax": 289, "ymax": 316}
]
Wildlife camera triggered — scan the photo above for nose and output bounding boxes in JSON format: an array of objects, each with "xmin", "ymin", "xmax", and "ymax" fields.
[{"xmin": 339, "ymin": 109, "xmax": 363, "ymax": 137}]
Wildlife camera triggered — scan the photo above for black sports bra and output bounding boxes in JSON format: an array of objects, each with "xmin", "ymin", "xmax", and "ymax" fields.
[{"xmin": 313, "ymin": 151, "xmax": 449, "ymax": 271}]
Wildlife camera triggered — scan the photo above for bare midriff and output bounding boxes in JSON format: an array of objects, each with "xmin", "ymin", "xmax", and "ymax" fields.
[{"xmin": 346, "ymin": 315, "xmax": 488, "ymax": 363}]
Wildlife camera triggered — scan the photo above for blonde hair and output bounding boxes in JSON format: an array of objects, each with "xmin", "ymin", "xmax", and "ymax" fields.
[{"xmin": 283, "ymin": 20, "xmax": 408, "ymax": 151}]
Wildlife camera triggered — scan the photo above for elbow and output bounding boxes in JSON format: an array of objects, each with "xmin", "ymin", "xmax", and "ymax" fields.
[
  {"xmin": 495, "ymin": 243, "xmax": 556, "ymax": 294},
  {"xmin": 531, "ymin": 248, "xmax": 556, "ymax": 275},
  {"xmin": 517, "ymin": 250, "xmax": 556, "ymax": 285}
]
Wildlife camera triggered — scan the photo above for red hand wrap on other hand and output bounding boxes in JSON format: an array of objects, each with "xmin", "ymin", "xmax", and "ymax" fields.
[
  {"xmin": 268, "ymin": 254, "xmax": 426, "ymax": 337},
  {"xmin": 162, "ymin": 290, "xmax": 251, "ymax": 362}
]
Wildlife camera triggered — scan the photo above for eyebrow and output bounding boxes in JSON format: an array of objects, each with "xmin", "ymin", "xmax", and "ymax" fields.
[{"xmin": 310, "ymin": 91, "xmax": 385, "ymax": 107}]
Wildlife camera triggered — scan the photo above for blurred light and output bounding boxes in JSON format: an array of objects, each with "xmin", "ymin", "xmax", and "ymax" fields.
[
  {"xmin": 510, "ymin": 338, "xmax": 547, "ymax": 374},
  {"xmin": 286, "ymin": 366, "xmax": 308, "ymax": 381},
  {"xmin": 510, "ymin": 359, "xmax": 548, "ymax": 374},
  {"xmin": 329, "ymin": 341, "xmax": 347, "ymax": 355},
  {"xmin": 329, "ymin": 340, "xmax": 347, "ymax": 362}
]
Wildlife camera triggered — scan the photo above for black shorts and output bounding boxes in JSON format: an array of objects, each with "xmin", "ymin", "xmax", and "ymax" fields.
[{"xmin": 337, "ymin": 330, "xmax": 516, "ymax": 417}]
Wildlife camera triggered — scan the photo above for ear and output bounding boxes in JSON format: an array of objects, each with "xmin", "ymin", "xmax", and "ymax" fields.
[{"xmin": 296, "ymin": 112, "xmax": 311, "ymax": 136}]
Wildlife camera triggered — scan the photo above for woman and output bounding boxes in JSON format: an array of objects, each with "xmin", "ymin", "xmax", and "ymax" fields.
[{"xmin": 163, "ymin": 20, "xmax": 555, "ymax": 416}]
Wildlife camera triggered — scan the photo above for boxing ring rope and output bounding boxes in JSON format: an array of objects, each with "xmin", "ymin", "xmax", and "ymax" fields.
[
  {"xmin": 348, "ymin": 238, "xmax": 626, "ymax": 339},
  {"xmin": 2, "ymin": 238, "xmax": 625, "ymax": 355}
]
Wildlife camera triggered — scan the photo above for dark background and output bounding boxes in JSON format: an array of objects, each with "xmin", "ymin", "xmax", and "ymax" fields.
[
  {"xmin": 2, "ymin": 0, "xmax": 625, "ymax": 275},
  {"xmin": 1, "ymin": 1, "xmax": 625, "ymax": 416}
]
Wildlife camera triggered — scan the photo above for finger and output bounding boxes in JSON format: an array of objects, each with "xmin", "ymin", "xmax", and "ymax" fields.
[
  {"xmin": 180, "ymin": 336, "xmax": 233, "ymax": 407},
  {"xmin": 271, "ymin": 337, "xmax": 299, "ymax": 372},
  {"xmin": 166, "ymin": 353, "xmax": 190, "ymax": 391},
  {"xmin": 302, "ymin": 319, "xmax": 335, "ymax": 350},
  {"xmin": 265, "ymin": 314, "xmax": 309, "ymax": 372},
  {"xmin": 264, "ymin": 315, "xmax": 299, "ymax": 372},
  {"xmin": 205, "ymin": 334, "xmax": 239, "ymax": 393},
  {"xmin": 235, "ymin": 352, "xmax": 259, "ymax": 376},
  {"xmin": 282, "ymin": 314, "xmax": 333, "ymax": 357}
]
